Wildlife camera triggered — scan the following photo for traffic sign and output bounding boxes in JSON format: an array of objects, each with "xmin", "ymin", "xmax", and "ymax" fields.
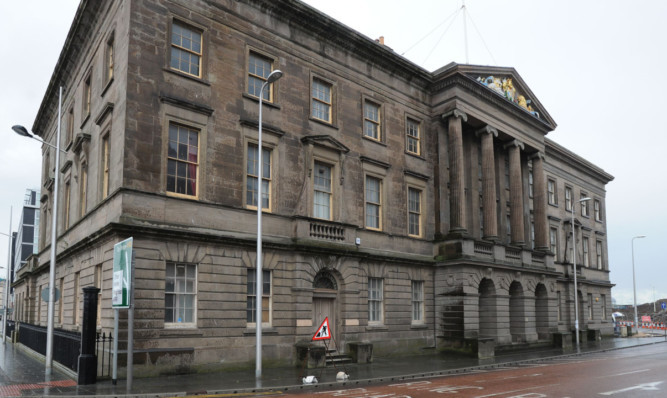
[
  {"xmin": 662, "ymin": 302, "xmax": 666, "ymax": 310},
  {"xmin": 112, "ymin": 238, "xmax": 134, "ymax": 308},
  {"xmin": 312, "ymin": 317, "xmax": 332, "ymax": 341}
]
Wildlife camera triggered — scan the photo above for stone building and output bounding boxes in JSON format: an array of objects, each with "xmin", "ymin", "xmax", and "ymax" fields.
[{"xmin": 15, "ymin": 0, "xmax": 613, "ymax": 374}]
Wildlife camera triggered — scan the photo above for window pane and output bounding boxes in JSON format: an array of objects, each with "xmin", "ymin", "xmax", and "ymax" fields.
[{"xmin": 164, "ymin": 263, "xmax": 196, "ymax": 324}]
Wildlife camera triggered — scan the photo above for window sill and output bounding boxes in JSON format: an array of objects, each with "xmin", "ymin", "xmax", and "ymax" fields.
[
  {"xmin": 159, "ymin": 328, "xmax": 203, "ymax": 338},
  {"xmin": 309, "ymin": 117, "xmax": 338, "ymax": 130},
  {"xmin": 410, "ymin": 324, "xmax": 428, "ymax": 330},
  {"xmin": 243, "ymin": 327, "xmax": 278, "ymax": 336},
  {"xmin": 101, "ymin": 77, "xmax": 114, "ymax": 97},
  {"xmin": 80, "ymin": 113, "xmax": 91, "ymax": 129},
  {"xmin": 405, "ymin": 151, "xmax": 425, "ymax": 160},
  {"xmin": 548, "ymin": 203, "xmax": 559, "ymax": 208},
  {"xmin": 365, "ymin": 325, "xmax": 388, "ymax": 332},
  {"xmin": 163, "ymin": 67, "xmax": 211, "ymax": 86},
  {"xmin": 166, "ymin": 191, "xmax": 199, "ymax": 201},
  {"xmin": 362, "ymin": 135, "xmax": 386, "ymax": 146},
  {"xmin": 242, "ymin": 92, "xmax": 281, "ymax": 110}
]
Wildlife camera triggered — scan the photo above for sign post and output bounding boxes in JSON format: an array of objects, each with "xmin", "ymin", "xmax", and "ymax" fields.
[{"xmin": 112, "ymin": 238, "xmax": 134, "ymax": 389}]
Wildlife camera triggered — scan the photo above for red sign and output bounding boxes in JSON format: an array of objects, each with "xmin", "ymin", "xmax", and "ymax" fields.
[
  {"xmin": 641, "ymin": 316, "xmax": 652, "ymax": 323},
  {"xmin": 312, "ymin": 317, "xmax": 332, "ymax": 341}
]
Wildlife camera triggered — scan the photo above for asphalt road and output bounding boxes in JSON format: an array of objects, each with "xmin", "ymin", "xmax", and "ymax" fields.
[{"xmin": 277, "ymin": 343, "xmax": 667, "ymax": 398}]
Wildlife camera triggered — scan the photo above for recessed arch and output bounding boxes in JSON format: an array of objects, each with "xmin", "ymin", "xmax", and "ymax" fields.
[
  {"xmin": 535, "ymin": 283, "xmax": 549, "ymax": 340},
  {"xmin": 509, "ymin": 281, "xmax": 525, "ymax": 342},
  {"xmin": 479, "ymin": 278, "xmax": 497, "ymax": 339}
]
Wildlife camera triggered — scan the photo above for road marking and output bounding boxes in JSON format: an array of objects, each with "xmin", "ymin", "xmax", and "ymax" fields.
[
  {"xmin": 598, "ymin": 369, "xmax": 650, "ymax": 378},
  {"xmin": 475, "ymin": 373, "xmax": 543, "ymax": 383},
  {"xmin": 474, "ymin": 383, "xmax": 559, "ymax": 397},
  {"xmin": 599, "ymin": 381, "xmax": 663, "ymax": 395}
]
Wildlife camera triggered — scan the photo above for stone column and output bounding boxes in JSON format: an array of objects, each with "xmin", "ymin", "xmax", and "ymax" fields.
[
  {"xmin": 531, "ymin": 153, "xmax": 549, "ymax": 251},
  {"xmin": 476, "ymin": 126, "xmax": 498, "ymax": 241},
  {"xmin": 442, "ymin": 109, "xmax": 468, "ymax": 235},
  {"xmin": 505, "ymin": 140, "xmax": 525, "ymax": 246}
]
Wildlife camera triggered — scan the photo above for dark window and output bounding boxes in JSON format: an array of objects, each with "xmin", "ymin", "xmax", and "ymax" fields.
[
  {"xmin": 23, "ymin": 208, "xmax": 35, "ymax": 225},
  {"xmin": 22, "ymin": 226, "xmax": 34, "ymax": 243}
]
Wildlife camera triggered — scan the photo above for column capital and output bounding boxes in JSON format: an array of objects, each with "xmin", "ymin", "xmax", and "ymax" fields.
[
  {"xmin": 529, "ymin": 152, "xmax": 545, "ymax": 161},
  {"xmin": 442, "ymin": 109, "xmax": 468, "ymax": 123},
  {"xmin": 503, "ymin": 139, "xmax": 525, "ymax": 150},
  {"xmin": 475, "ymin": 125, "xmax": 498, "ymax": 138}
]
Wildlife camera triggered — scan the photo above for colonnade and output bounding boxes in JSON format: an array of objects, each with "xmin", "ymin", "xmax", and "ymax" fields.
[{"xmin": 442, "ymin": 109, "xmax": 549, "ymax": 250}]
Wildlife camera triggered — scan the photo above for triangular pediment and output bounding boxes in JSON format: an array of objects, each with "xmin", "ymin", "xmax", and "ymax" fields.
[
  {"xmin": 434, "ymin": 63, "xmax": 556, "ymax": 130},
  {"xmin": 301, "ymin": 135, "xmax": 350, "ymax": 153},
  {"xmin": 465, "ymin": 65, "xmax": 555, "ymax": 128}
]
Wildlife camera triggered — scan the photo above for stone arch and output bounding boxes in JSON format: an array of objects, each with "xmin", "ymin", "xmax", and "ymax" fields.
[
  {"xmin": 478, "ymin": 278, "xmax": 497, "ymax": 339},
  {"xmin": 509, "ymin": 281, "xmax": 525, "ymax": 342},
  {"xmin": 313, "ymin": 269, "xmax": 338, "ymax": 290},
  {"xmin": 535, "ymin": 283, "xmax": 549, "ymax": 340}
]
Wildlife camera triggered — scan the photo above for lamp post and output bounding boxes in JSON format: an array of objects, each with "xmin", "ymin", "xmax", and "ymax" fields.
[
  {"xmin": 632, "ymin": 235, "xmax": 646, "ymax": 333},
  {"xmin": 1, "ymin": 209, "xmax": 12, "ymax": 343},
  {"xmin": 571, "ymin": 196, "xmax": 591, "ymax": 350},
  {"xmin": 12, "ymin": 86, "xmax": 63, "ymax": 375},
  {"xmin": 256, "ymin": 69, "xmax": 283, "ymax": 380}
]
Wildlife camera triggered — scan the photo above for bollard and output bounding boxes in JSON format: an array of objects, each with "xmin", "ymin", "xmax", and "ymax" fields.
[{"xmin": 78, "ymin": 286, "xmax": 101, "ymax": 385}]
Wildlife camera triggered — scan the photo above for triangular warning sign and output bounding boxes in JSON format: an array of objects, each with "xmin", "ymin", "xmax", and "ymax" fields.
[{"xmin": 312, "ymin": 317, "xmax": 332, "ymax": 341}]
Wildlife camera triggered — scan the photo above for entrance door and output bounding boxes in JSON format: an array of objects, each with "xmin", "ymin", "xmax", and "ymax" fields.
[{"xmin": 312, "ymin": 297, "xmax": 337, "ymax": 348}]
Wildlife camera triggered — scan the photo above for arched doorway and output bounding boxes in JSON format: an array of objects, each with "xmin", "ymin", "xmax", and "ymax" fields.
[
  {"xmin": 478, "ymin": 278, "xmax": 497, "ymax": 339},
  {"xmin": 509, "ymin": 281, "xmax": 525, "ymax": 343},
  {"xmin": 535, "ymin": 283, "xmax": 549, "ymax": 340},
  {"xmin": 312, "ymin": 270, "xmax": 339, "ymax": 347}
]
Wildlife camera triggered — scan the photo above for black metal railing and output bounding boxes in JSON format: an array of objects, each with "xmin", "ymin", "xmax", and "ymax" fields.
[
  {"xmin": 17, "ymin": 323, "xmax": 81, "ymax": 372},
  {"xmin": 96, "ymin": 332, "xmax": 113, "ymax": 379}
]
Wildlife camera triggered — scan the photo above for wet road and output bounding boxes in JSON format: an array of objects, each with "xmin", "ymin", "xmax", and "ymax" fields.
[{"xmin": 277, "ymin": 343, "xmax": 667, "ymax": 397}]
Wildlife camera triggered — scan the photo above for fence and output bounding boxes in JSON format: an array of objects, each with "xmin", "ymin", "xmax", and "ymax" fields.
[
  {"xmin": 96, "ymin": 332, "xmax": 113, "ymax": 379},
  {"xmin": 17, "ymin": 323, "xmax": 81, "ymax": 372},
  {"xmin": 15, "ymin": 322, "xmax": 113, "ymax": 379}
]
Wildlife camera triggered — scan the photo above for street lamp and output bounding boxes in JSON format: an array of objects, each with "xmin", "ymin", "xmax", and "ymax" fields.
[
  {"xmin": 1, "ymin": 213, "xmax": 11, "ymax": 343},
  {"xmin": 632, "ymin": 235, "xmax": 646, "ymax": 333},
  {"xmin": 571, "ymin": 196, "xmax": 591, "ymax": 350},
  {"xmin": 256, "ymin": 69, "xmax": 283, "ymax": 380},
  {"xmin": 12, "ymin": 86, "xmax": 63, "ymax": 375}
]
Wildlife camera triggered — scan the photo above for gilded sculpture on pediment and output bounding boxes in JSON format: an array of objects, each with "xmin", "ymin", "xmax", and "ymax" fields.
[{"xmin": 476, "ymin": 75, "xmax": 540, "ymax": 118}]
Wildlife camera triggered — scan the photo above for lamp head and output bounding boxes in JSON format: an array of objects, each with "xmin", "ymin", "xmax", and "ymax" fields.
[
  {"xmin": 579, "ymin": 197, "xmax": 592, "ymax": 203},
  {"xmin": 634, "ymin": 235, "xmax": 646, "ymax": 239},
  {"xmin": 267, "ymin": 69, "xmax": 283, "ymax": 84},
  {"xmin": 12, "ymin": 125, "xmax": 33, "ymax": 138}
]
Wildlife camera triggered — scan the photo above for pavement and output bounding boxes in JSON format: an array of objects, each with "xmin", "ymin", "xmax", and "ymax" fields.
[{"xmin": 1, "ymin": 333, "xmax": 666, "ymax": 397}]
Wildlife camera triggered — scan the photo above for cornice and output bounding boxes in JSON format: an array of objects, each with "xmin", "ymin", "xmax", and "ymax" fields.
[
  {"xmin": 545, "ymin": 138, "xmax": 614, "ymax": 183},
  {"xmin": 159, "ymin": 94, "xmax": 214, "ymax": 116},
  {"xmin": 360, "ymin": 156, "xmax": 391, "ymax": 170},
  {"xmin": 239, "ymin": 118, "xmax": 286, "ymax": 138},
  {"xmin": 301, "ymin": 135, "xmax": 350, "ymax": 153}
]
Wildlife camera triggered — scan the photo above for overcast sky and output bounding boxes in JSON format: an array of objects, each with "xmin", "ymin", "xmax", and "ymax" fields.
[{"xmin": 1, "ymin": 0, "xmax": 665, "ymax": 306}]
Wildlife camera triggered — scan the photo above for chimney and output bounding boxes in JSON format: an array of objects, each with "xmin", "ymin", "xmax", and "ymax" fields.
[{"xmin": 376, "ymin": 36, "xmax": 385, "ymax": 45}]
